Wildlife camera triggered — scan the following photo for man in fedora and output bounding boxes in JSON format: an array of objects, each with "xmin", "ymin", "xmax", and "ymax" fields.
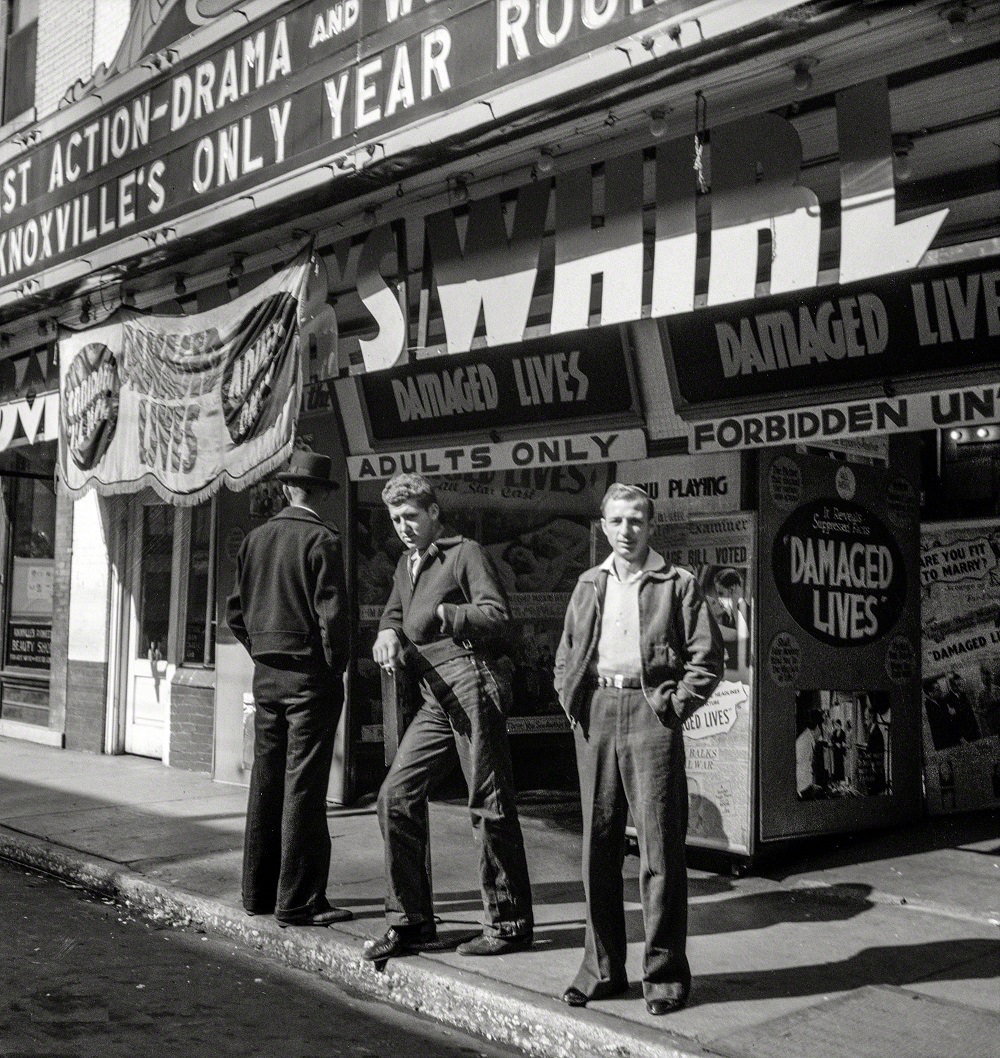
[{"xmin": 226, "ymin": 449, "xmax": 351, "ymax": 927}]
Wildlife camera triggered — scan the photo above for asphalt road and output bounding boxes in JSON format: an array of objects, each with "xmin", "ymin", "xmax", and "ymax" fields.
[{"xmin": 0, "ymin": 856, "xmax": 524, "ymax": 1058}]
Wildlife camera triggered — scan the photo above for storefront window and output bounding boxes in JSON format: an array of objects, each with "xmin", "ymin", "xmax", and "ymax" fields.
[
  {"xmin": 0, "ymin": 436, "xmax": 58, "ymax": 728},
  {"xmin": 133, "ymin": 498, "xmax": 217, "ymax": 668},
  {"xmin": 137, "ymin": 505, "xmax": 173, "ymax": 664},
  {"xmin": 183, "ymin": 503, "xmax": 215, "ymax": 665},
  {"xmin": 5, "ymin": 475, "xmax": 55, "ymax": 672},
  {"xmin": 353, "ymin": 469, "xmax": 609, "ymax": 793}
]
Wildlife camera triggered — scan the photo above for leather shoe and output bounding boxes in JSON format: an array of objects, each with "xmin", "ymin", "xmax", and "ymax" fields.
[
  {"xmin": 276, "ymin": 906, "xmax": 353, "ymax": 928},
  {"xmin": 561, "ymin": 979, "xmax": 628, "ymax": 1007},
  {"xmin": 456, "ymin": 933, "xmax": 532, "ymax": 957},
  {"xmin": 363, "ymin": 925, "xmax": 438, "ymax": 961},
  {"xmin": 561, "ymin": 987, "xmax": 590, "ymax": 1007},
  {"xmin": 645, "ymin": 996, "xmax": 686, "ymax": 1016}
]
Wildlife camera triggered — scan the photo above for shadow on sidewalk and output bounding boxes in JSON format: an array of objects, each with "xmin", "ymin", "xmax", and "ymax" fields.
[
  {"xmin": 409, "ymin": 880, "xmax": 879, "ymax": 955},
  {"xmin": 689, "ymin": 937, "xmax": 1000, "ymax": 1008},
  {"xmin": 758, "ymin": 810, "xmax": 1000, "ymax": 881}
]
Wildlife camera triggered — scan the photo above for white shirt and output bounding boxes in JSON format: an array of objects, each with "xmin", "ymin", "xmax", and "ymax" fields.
[{"xmin": 595, "ymin": 548, "xmax": 666, "ymax": 678}]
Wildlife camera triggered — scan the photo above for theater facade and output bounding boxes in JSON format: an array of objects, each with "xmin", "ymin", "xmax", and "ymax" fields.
[{"xmin": 0, "ymin": 0, "xmax": 996, "ymax": 858}]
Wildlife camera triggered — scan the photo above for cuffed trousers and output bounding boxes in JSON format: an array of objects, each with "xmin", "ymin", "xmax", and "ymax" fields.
[
  {"xmin": 572, "ymin": 686, "xmax": 690, "ymax": 1002},
  {"xmin": 378, "ymin": 654, "xmax": 533, "ymax": 938}
]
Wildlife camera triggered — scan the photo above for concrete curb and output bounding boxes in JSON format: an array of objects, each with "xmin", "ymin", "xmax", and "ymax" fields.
[{"xmin": 0, "ymin": 826, "xmax": 713, "ymax": 1058}]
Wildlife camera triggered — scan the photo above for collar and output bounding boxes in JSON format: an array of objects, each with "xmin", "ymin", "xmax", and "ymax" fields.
[
  {"xmin": 412, "ymin": 532, "xmax": 463, "ymax": 557},
  {"xmin": 273, "ymin": 506, "xmax": 335, "ymax": 532},
  {"xmin": 600, "ymin": 547, "xmax": 667, "ymax": 581},
  {"xmin": 288, "ymin": 502, "xmax": 320, "ymax": 518}
]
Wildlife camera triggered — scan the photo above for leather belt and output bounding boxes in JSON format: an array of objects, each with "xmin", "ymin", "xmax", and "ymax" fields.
[{"xmin": 595, "ymin": 673, "xmax": 642, "ymax": 689}]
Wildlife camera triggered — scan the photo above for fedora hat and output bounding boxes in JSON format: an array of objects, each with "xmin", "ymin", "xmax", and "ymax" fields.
[{"xmin": 276, "ymin": 450, "xmax": 339, "ymax": 489}]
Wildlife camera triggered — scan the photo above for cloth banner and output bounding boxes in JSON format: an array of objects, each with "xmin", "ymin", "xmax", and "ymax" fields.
[{"xmin": 58, "ymin": 256, "xmax": 310, "ymax": 505}]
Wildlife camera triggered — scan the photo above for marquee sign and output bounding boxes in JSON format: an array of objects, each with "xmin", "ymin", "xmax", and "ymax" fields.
[
  {"xmin": 345, "ymin": 427, "xmax": 646, "ymax": 480},
  {"xmin": 665, "ymin": 256, "xmax": 1000, "ymax": 408},
  {"xmin": 355, "ymin": 327, "xmax": 635, "ymax": 442},
  {"xmin": 689, "ymin": 380, "xmax": 1000, "ymax": 453},
  {"xmin": 0, "ymin": 392, "xmax": 58, "ymax": 452},
  {"xmin": 0, "ymin": 0, "xmax": 799, "ymax": 294}
]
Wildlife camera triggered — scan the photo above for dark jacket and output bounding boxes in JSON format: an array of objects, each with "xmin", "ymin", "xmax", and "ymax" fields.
[
  {"xmin": 554, "ymin": 555, "xmax": 724, "ymax": 728},
  {"xmin": 226, "ymin": 506, "xmax": 348, "ymax": 673},
  {"xmin": 378, "ymin": 534, "xmax": 510, "ymax": 667}
]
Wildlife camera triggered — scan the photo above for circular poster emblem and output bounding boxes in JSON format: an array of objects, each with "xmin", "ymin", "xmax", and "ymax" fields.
[
  {"xmin": 835, "ymin": 465, "xmax": 856, "ymax": 500},
  {"xmin": 61, "ymin": 343, "xmax": 121, "ymax": 470},
  {"xmin": 767, "ymin": 632, "xmax": 801, "ymax": 686},
  {"xmin": 223, "ymin": 292, "xmax": 299, "ymax": 444},
  {"xmin": 772, "ymin": 499, "xmax": 906, "ymax": 647},
  {"xmin": 768, "ymin": 456, "xmax": 802, "ymax": 510},
  {"xmin": 885, "ymin": 635, "xmax": 917, "ymax": 683}
]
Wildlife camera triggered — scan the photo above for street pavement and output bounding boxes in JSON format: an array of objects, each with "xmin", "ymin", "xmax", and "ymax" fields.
[{"xmin": 1, "ymin": 737, "xmax": 997, "ymax": 1058}]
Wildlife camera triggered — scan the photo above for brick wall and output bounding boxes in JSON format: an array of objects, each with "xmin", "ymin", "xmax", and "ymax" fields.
[
  {"xmin": 169, "ymin": 669, "xmax": 216, "ymax": 773},
  {"xmin": 34, "ymin": 0, "xmax": 131, "ymax": 118},
  {"xmin": 64, "ymin": 658, "xmax": 108, "ymax": 752}
]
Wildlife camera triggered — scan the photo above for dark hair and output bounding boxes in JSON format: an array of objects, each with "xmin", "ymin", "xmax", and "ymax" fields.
[
  {"xmin": 381, "ymin": 473, "xmax": 438, "ymax": 511},
  {"xmin": 600, "ymin": 483, "xmax": 654, "ymax": 520},
  {"xmin": 714, "ymin": 568, "xmax": 742, "ymax": 590}
]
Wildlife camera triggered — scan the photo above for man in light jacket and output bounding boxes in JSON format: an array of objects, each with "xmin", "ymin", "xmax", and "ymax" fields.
[{"xmin": 555, "ymin": 484, "xmax": 723, "ymax": 1015}]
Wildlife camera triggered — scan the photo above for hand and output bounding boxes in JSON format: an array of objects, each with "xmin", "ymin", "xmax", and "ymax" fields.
[
  {"xmin": 435, "ymin": 604, "xmax": 445, "ymax": 630},
  {"xmin": 372, "ymin": 629, "xmax": 402, "ymax": 673}
]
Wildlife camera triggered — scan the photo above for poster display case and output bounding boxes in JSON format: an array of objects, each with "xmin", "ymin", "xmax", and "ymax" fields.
[{"xmin": 756, "ymin": 441, "xmax": 923, "ymax": 844}]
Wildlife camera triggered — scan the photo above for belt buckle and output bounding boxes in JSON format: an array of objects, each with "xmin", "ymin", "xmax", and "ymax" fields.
[{"xmin": 613, "ymin": 674, "xmax": 625, "ymax": 689}]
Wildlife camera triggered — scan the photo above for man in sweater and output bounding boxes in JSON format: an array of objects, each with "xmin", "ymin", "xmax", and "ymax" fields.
[
  {"xmin": 365, "ymin": 473, "xmax": 533, "ymax": 961},
  {"xmin": 226, "ymin": 450, "xmax": 350, "ymax": 928}
]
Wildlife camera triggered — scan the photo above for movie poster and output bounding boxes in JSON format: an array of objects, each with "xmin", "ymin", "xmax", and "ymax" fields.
[{"xmin": 920, "ymin": 520, "xmax": 1000, "ymax": 813}]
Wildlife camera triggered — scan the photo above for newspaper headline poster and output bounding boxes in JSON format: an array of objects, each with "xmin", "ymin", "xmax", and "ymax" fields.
[
  {"xmin": 658, "ymin": 514, "xmax": 754, "ymax": 854},
  {"xmin": 920, "ymin": 520, "xmax": 1000, "ymax": 814}
]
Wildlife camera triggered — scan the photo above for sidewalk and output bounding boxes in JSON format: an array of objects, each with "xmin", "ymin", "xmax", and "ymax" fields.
[{"xmin": 1, "ymin": 737, "xmax": 997, "ymax": 1058}]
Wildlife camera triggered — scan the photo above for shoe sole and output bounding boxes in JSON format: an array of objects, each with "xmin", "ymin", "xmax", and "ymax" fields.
[
  {"xmin": 456, "ymin": 939, "xmax": 533, "ymax": 956},
  {"xmin": 276, "ymin": 913, "xmax": 353, "ymax": 928}
]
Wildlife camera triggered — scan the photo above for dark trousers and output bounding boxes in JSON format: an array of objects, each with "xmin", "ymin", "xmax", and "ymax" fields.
[
  {"xmin": 242, "ymin": 662, "xmax": 343, "ymax": 918},
  {"xmin": 572, "ymin": 686, "xmax": 690, "ymax": 1002},
  {"xmin": 377, "ymin": 654, "xmax": 533, "ymax": 937}
]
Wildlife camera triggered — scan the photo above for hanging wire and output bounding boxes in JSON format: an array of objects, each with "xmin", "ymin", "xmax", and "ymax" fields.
[{"xmin": 693, "ymin": 91, "xmax": 709, "ymax": 194}]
